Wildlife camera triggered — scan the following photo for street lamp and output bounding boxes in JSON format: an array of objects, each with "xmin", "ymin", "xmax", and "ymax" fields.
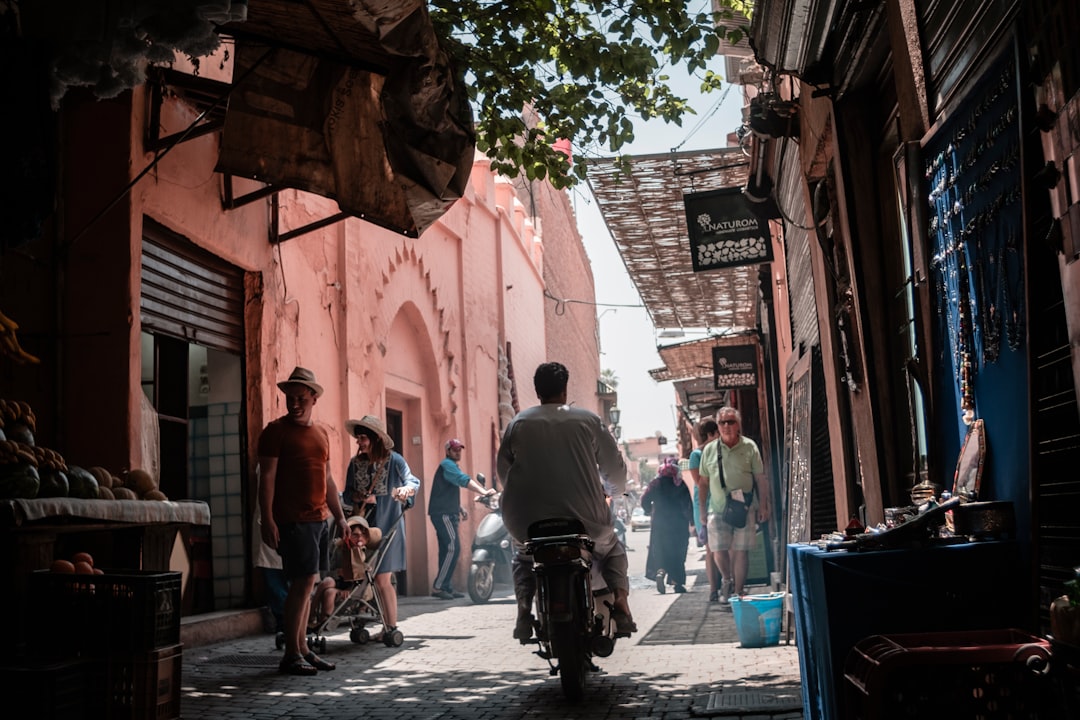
[{"xmin": 609, "ymin": 406, "xmax": 622, "ymax": 440}]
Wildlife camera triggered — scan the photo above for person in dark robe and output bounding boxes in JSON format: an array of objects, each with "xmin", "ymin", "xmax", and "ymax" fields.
[{"xmin": 641, "ymin": 457, "xmax": 693, "ymax": 594}]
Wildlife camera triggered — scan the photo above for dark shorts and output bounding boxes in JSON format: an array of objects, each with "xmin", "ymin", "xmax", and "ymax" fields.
[{"xmin": 278, "ymin": 521, "xmax": 330, "ymax": 581}]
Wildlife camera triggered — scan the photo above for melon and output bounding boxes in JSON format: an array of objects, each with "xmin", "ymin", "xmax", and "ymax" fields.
[
  {"xmin": 111, "ymin": 487, "xmax": 138, "ymax": 500},
  {"xmin": 97, "ymin": 486, "xmax": 114, "ymax": 500},
  {"xmin": 73, "ymin": 561, "xmax": 93, "ymax": 574},
  {"xmin": 143, "ymin": 490, "xmax": 168, "ymax": 501},
  {"xmin": 125, "ymin": 468, "xmax": 156, "ymax": 496},
  {"xmin": 0, "ymin": 463, "xmax": 39, "ymax": 499},
  {"xmin": 38, "ymin": 470, "xmax": 69, "ymax": 498},
  {"xmin": 71, "ymin": 552, "xmax": 94, "ymax": 567},
  {"xmin": 87, "ymin": 467, "xmax": 112, "ymax": 489},
  {"xmin": 66, "ymin": 466, "xmax": 99, "ymax": 500}
]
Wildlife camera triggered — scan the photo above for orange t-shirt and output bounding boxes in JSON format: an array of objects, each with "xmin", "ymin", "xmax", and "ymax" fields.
[{"xmin": 257, "ymin": 417, "xmax": 331, "ymax": 524}]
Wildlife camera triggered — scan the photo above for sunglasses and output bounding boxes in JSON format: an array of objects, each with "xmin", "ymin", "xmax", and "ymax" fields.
[{"xmin": 719, "ymin": 419, "xmax": 738, "ymax": 426}]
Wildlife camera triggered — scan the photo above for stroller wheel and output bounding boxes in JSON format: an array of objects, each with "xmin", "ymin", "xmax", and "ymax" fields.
[
  {"xmin": 384, "ymin": 628, "xmax": 404, "ymax": 647},
  {"xmin": 275, "ymin": 632, "xmax": 285, "ymax": 650},
  {"xmin": 316, "ymin": 636, "xmax": 327, "ymax": 654},
  {"xmin": 350, "ymin": 627, "xmax": 370, "ymax": 644}
]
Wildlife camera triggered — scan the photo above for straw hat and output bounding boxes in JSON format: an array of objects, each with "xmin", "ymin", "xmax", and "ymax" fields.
[
  {"xmin": 277, "ymin": 366, "xmax": 324, "ymax": 398},
  {"xmin": 345, "ymin": 415, "xmax": 394, "ymax": 449},
  {"xmin": 347, "ymin": 514, "xmax": 383, "ymax": 548}
]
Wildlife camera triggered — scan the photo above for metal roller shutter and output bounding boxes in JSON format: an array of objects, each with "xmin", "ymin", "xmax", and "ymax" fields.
[{"xmin": 140, "ymin": 219, "xmax": 244, "ymax": 353}]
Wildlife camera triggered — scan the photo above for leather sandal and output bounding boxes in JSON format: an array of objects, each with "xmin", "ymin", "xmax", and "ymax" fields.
[
  {"xmin": 279, "ymin": 654, "xmax": 318, "ymax": 676},
  {"xmin": 612, "ymin": 610, "xmax": 637, "ymax": 637},
  {"xmin": 303, "ymin": 652, "xmax": 336, "ymax": 671}
]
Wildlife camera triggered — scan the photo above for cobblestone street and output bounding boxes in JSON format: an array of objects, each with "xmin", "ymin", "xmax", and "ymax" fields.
[{"xmin": 180, "ymin": 528, "xmax": 804, "ymax": 719}]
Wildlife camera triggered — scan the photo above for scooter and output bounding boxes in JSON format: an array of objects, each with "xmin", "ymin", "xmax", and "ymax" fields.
[
  {"xmin": 520, "ymin": 517, "xmax": 620, "ymax": 701},
  {"xmin": 467, "ymin": 479, "xmax": 514, "ymax": 603}
]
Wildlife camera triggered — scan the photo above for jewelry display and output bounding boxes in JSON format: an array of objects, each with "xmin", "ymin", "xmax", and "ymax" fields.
[{"xmin": 924, "ymin": 57, "xmax": 1024, "ymax": 423}]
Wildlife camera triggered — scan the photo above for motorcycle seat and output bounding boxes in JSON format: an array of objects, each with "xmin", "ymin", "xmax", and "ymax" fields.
[{"xmin": 527, "ymin": 517, "xmax": 586, "ymax": 538}]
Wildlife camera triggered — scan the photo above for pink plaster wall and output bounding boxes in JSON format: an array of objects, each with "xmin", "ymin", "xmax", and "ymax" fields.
[
  {"xmin": 517, "ymin": 175, "xmax": 603, "ymax": 415},
  {"xmin": 25, "ymin": 84, "xmax": 599, "ymax": 600}
]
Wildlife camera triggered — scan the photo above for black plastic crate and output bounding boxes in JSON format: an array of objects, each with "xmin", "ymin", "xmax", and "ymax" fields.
[
  {"xmin": 0, "ymin": 656, "xmax": 88, "ymax": 718},
  {"xmin": 28, "ymin": 569, "xmax": 181, "ymax": 656},
  {"xmin": 87, "ymin": 643, "xmax": 182, "ymax": 720}
]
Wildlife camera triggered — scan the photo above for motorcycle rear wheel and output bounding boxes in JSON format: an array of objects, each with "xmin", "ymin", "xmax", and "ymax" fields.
[
  {"xmin": 552, "ymin": 622, "xmax": 589, "ymax": 701},
  {"xmin": 468, "ymin": 561, "xmax": 495, "ymax": 603}
]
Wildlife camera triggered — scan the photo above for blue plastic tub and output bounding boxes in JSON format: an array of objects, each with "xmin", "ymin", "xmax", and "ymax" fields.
[{"xmin": 730, "ymin": 591, "xmax": 784, "ymax": 648}]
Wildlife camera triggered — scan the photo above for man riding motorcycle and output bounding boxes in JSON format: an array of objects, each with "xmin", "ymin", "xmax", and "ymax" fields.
[{"xmin": 497, "ymin": 361, "xmax": 637, "ymax": 642}]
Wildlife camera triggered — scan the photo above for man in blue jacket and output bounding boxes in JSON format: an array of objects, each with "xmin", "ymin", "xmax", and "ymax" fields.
[{"xmin": 429, "ymin": 439, "xmax": 495, "ymax": 599}]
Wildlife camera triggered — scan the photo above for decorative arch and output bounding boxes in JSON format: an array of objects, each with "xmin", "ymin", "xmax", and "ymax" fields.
[{"xmin": 371, "ymin": 242, "xmax": 457, "ymax": 427}]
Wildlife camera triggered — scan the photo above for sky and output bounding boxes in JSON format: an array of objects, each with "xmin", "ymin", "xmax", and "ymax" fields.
[{"xmin": 571, "ymin": 68, "xmax": 745, "ymax": 444}]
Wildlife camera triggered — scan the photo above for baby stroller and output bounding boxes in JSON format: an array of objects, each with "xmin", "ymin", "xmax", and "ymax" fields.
[{"xmin": 304, "ymin": 507, "xmax": 406, "ymax": 653}]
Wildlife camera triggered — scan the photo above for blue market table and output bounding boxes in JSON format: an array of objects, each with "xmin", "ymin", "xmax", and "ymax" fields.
[{"xmin": 788, "ymin": 540, "xmax": 1029, "ymax": 720}]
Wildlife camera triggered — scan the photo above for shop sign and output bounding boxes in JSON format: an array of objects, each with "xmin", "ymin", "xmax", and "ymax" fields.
[
  {"xmin": 684, "ymin": 188, "xmax": 774, "ymax": 271},
  {"xmin": 713, "ymin": 344, "xmax": 758, "ymax": 389}
]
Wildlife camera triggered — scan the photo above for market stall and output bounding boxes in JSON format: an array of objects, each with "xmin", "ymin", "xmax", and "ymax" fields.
[
  {"xmin": 0, "ymin": 497, "xmax": 210, "ymax": 652},
  {"xmin": 788, "ymin": 539, "xmax": 1028, "ymax": 720}
]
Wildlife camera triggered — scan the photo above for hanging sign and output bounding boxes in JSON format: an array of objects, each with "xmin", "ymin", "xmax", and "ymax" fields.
[
  {"xmin": 713, "ymin": 344, "xmax": 759, "ymax": 389},
  {"xmin": 684, "ymin": 188, "xmax": 774, "ymax": 272}
]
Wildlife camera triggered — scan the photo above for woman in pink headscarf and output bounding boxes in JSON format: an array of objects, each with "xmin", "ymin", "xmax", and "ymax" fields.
[{"xmin": 640, "ymin": 457, "xmax": 694, "ymax": 594}]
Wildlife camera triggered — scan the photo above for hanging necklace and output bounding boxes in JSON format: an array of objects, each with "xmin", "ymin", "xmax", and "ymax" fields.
[{"xmin": 1002, "ymin": 231, "xmax": 1024, "ymax": 350}]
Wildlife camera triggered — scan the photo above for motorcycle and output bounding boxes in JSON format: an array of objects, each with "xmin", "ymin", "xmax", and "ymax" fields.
[
  {"xmin": 521, "ymin": 517, "xmax": 620, "ymax": 701},
  {"xmin": 467, "ymin": 482, "xmax": 514, "ymax": 603}
]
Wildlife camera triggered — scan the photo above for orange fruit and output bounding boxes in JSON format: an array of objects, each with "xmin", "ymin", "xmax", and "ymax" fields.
[{"xmin": 51, "ymin": 559, "xmax": 75, "ymax": 573}]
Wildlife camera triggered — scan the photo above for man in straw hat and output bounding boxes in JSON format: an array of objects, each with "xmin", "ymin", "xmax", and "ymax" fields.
[{"xmin": 258, "ymin": 366, "xmax": 349, "ymax": 675}]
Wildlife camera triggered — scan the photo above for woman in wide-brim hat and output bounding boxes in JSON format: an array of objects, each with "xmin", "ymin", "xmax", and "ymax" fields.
[{"xmin": 343, "ymin": 415, "xmax": 420, "ymax": 639}]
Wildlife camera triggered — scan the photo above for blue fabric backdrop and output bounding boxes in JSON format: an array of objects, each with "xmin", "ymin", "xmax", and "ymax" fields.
[{"xmin": 924, "ymin": 50, "xmax": 1030, "ymax": 543}]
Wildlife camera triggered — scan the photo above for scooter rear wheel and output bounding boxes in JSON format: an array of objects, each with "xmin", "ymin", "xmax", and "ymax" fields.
[
  {"xmin": 552, "ymin": 623, "xmax": 589, "ymax": 701},
  {"xmin": 468, "ymin": 561, "xmax": 495, "ymax": 603}
]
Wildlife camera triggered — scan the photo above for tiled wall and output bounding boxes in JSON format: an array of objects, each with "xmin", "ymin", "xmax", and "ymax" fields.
[{"xmin": 189, "ymin": 401, "xmax": 244, "ymax": 608}]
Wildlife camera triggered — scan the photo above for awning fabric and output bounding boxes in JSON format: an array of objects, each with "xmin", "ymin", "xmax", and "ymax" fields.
[
  {"xmin": 649, "ymin": 333, "xmax": 760, "ymax": 382},
  {"xmin": 587, "ymin": 148, "xmax": 761, "ymax": 333},
  {"xmin": 218, "ymin": 0, "xmax": 475, "ymax": 237}
]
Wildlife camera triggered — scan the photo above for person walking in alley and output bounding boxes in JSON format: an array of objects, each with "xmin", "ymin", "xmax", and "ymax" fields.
[
  {"xmin": 258, "ymin": 367, "xmax": 349, "ymax": 675},
  {"xmin": 344, "ymin": 415, "xmax": 420, "ymax": 642},
  {"xmin": 641, "ymin": 457, "xmax": 693, "ymax": 594},
  {"xmin": 498, "ymin": 361, "xmax": 637, "ymax": 641},
  {"xmin": 697, "ymin": 406, "xmax": 771, "ymax": 603},
  {"xmin": 429, "ymin": 438, "xmax": 496, "ymax": 599},
  {"xmin": 688, "ymin": 419, "xmax": 722, "ymax": 601}
]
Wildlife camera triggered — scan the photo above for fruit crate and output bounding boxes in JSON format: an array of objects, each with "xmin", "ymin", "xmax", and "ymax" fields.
[
  {"xmin": 844, "ymin": 628, "xmax": 1055, "ymax": 720},
  {"xmin": 28, "ymin": 569, "xmax": 181, "ymax": 656},
  {"xmin": 87, "ymin": 643, "xmax": 182, "ymax": 720},
  {"xmin": 0, "ymin": 656, "xmax": 88, "ymax": 719}
]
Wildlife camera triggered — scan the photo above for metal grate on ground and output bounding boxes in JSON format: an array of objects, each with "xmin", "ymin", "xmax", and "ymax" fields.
[{"xmin": 691, "ymin": 688, "xmax": 804, "ymax": 717}]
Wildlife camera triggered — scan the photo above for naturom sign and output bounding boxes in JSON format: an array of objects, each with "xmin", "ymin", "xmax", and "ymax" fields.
[
  {"xmin": 713, "ymin": 344, "xmax": 758, "ymax": 389},
  {"xmin": 684, "ymin": 187, "xmax": 774, "ymax": 272}
]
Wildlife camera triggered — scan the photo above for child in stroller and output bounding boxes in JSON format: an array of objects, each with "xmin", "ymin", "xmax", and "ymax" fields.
[{"xmin": 303, "ymin": 514, "xmax": 405, "ymax": 651}]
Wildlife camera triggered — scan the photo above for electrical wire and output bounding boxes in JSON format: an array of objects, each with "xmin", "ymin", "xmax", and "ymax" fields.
[
  {"xmin": 672, "ymin": 83, "xmax": 734, "ymax": 153},
  {"xmin": 543, "ymin": 289, "xmax": 643, "ymax": 316}
]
